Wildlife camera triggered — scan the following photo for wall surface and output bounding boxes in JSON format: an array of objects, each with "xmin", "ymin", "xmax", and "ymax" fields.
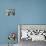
[{"xmin": 0, "ymin": 0, "xmax": 46, "ymax": 44}]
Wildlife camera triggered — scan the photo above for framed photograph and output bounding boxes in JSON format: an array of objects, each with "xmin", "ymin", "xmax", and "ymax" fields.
[{"xmin": 5, "ymin": 9, "xmax": 15, "ymax": 16}]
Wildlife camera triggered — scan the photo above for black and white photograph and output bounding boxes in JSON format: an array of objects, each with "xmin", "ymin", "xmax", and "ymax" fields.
[{"xmin": 5, "ymin": 9, "xmax": 15, "ymax": 16}]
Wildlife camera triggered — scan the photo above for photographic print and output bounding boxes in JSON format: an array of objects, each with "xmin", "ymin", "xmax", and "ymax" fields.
[{"xmin": 5, "ymin": 9, "xmax": 15, "ymax": 16}]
